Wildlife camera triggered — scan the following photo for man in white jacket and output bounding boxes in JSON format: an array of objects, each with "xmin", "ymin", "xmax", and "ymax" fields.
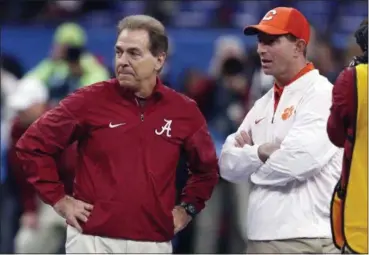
[{"xmin": 219, "ymin": 7, "xmax": 342, "ymax": 253}]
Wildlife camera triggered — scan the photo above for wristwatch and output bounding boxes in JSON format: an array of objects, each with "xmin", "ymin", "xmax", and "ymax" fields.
[{"xmin": 179, "ymin": 202, "xmax": 197, "ymax": 218}]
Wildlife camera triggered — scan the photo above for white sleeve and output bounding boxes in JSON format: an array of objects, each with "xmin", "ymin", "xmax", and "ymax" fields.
[
  {"xmin": 219, "ymin": 106, "xmax": 263, "ymax": 183},
  {"xmin": 250, "ymin": 87, "xmax": 338, "ymax": 186}
]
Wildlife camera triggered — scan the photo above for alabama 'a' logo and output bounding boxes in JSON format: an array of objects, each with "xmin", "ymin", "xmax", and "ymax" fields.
[{"xmin": 155, "ymin": 119, "xmax": 172, "ymax": 137}]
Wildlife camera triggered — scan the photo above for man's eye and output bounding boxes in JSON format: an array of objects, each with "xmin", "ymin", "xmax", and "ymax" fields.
[
  {"xmin": 259, "ymin": 38, "xmax": 277, "ymax": 45},
  {"xmin": 258, "ymin": 34, "xmax": 280, "ymax": 45}
]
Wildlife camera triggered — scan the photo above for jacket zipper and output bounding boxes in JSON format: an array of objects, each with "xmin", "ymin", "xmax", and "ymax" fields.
[
  {"xmin": 272, "ymin": 101, "xmax": 277, "ymax": 123},
  {"xmin": 272, "ymin": 91, "xmax": 284, "ymax": 124},
  {"xmin": 135, "ymin": 98, "xmax": 145, "ymax": 122}
]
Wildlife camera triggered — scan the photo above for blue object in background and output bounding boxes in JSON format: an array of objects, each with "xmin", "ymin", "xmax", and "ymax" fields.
[{"xmin": 1, "ymin": 25, "xmax": 356, "ymax": 91}]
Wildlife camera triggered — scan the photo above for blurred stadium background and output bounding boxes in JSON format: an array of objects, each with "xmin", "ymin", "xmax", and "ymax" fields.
[{"xmin": 1, "ymin": 0, "xmax": 367, "ymax": 254}]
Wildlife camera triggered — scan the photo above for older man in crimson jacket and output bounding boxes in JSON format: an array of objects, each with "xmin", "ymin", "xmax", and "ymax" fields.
[{"xmin": 15, "ymin": 15, "xmax": 219, "ymax": 254}]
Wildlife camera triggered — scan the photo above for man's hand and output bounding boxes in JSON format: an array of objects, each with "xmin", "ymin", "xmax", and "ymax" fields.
[
  {"xmin": 53, "ymin": 195, "xmax": 93, "ymax": 232},
  {"xmin": 234, "ymin": 131, "xmax": 253, "ymax": 147},
  {"xmin": 257, "ymin": 143, "xmax": 280, "ymax": 163},
  {"xmin": 172, "ymin": 206, "xmax": 192, "ymax": 234},
  {"xmin": 21, "ymin": 212, "xmax": 39, "ymax": 230}
]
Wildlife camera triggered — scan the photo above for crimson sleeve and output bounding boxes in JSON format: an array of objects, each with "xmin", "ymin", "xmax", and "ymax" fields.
[
  {"xmin": 327, "ymin": 67, "xmax": 355, "ymax": 147},
  {"xmin": 180, "ymin": 103, "xmax": 219, "ymax": 213},
  {"xmin": 15, "ymin": 91, "xmax": 87, "ymax": 206}
]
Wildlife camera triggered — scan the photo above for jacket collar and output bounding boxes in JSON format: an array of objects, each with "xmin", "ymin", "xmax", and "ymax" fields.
[
  {"xmin": 113, "ymin": 76, "xmax": 168, "ymax": 103},
  {"xmin": 273, "ymin": 63, "xmax": 319, "ymax": 95}
]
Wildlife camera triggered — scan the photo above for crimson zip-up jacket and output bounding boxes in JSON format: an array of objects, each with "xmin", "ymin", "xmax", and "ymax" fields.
[{"xmin": 16, "ymin": 78, "xmax": 219, "ymax": 242}]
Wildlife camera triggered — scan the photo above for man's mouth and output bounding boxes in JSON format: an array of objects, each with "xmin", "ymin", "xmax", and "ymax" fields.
[
  {"xmin": 261, "ymin": 59, "xmax": 273, "ymax": 64},
  {"xmin": 118, "ymin": 71, "xmax": 134, "ymax": 76}
]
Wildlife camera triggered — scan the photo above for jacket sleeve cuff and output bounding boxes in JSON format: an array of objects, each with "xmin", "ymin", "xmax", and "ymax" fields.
[
  {"xmin": 179, "ymin": 197, "xmax": 202, "ymax": 216},
  {"xmin": 41, "ymin": 184, "xmax": 66, "ymax": 206}
]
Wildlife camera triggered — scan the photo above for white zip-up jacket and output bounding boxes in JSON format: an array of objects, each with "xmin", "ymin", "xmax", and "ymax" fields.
[{"xmin": 219, "ymin": 69, "xmax": 342, "ymax": 240}]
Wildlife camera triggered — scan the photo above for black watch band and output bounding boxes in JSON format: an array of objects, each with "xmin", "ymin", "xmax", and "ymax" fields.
[{"xmin": 179, "ymin": 202, "xmax": 197, "ymax": 218}]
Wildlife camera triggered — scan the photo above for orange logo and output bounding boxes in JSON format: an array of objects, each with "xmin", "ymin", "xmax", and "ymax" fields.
[{"xmin": 281, "ymin": 106, "xmax": 294, "ymax": 120}]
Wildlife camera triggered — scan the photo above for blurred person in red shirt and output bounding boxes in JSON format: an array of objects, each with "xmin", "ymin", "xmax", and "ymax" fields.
[
  {"xmin": 7, "ymin": 76, "xmax": 77, "ymax": 253},
  {"xmin": 15, "ymin": 15, "xmax": 218, "ymax": 254}
]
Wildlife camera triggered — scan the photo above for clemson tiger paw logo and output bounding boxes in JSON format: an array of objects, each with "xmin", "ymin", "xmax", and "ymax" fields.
[{"xmin": 281, "ymin": 106, "xmax": 294, "ymax": 120}]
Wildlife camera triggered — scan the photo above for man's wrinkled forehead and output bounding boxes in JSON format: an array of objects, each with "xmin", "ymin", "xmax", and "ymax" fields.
[{"xmin": 116, "ymin": 29, "xmax": 150, "ymax": 50}]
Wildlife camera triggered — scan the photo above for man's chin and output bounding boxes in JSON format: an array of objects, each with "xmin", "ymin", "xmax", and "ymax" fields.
[
  {"xmin": 261, "ymin": 67, "xmax": 274, "ymax": 76},
  {"xmin": 117, "ymin": 78, "xmax": 137, "ymax": 88}
]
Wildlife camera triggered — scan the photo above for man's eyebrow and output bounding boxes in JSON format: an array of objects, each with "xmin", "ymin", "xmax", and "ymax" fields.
[
  {"xmin": 115, "ymin": 45, "xmax": 141, "ymax": 52},
  {"xmin": 127, "ymin": 47, "xmax": 141, "ymax": 52}
]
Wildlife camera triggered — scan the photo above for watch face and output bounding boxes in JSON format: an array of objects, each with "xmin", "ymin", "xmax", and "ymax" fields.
[{"xmin": 188, "ymin": 204, "xmax": 196, "ymax": 214}]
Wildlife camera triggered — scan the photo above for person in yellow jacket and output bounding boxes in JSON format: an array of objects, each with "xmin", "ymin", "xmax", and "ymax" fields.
[
  {"xmin": 327, "ymin": 19, "xmax": 368, "ymax": 254},
  {"xmin": 26, "ymin": 22, "xmax": 110, "ymax": 104}
]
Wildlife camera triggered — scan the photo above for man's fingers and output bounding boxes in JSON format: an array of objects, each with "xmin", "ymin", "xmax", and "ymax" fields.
[
  {"xmin": 272, "ymin": 142, "xmax": 281, "ymax": 150},
  {"xmin": 235, "ymin": 135, "xmax": 244, "ymax": 147},
  {"xmin": 240, "ymin": 131, "xmax": 251, "ymax": 144},
  {"xmin": 67, "ymin": 216, "xmax": 83, "ymax": 232},
  {"xmin": 76, "ymin": 200, "xmax": 93, "ymax": 211},
  {"xmin": 80, "ymin": 209, "xmax": 91, "ymax": 218},
  {"xmin": 83, "ymin": 203, "xmax": 94, "ymax": 211},
  {"xmin": 173, "ymin": 218, "xmax": 178, "ymax": 234},
  {"xmin": 76, "ymin": 213, "xmax": 88, "ymax": 223}
]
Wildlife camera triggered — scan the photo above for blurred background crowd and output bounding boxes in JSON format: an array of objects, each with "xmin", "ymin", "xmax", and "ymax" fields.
[{"xmin": 1, "ymin": 0, "xmax": 367, "ymax": 254}]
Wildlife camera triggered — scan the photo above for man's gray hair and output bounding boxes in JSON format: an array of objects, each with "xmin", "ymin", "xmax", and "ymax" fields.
[{"xmin": 117, "ymin": 15, "xmax": 168, "ymax": 57}]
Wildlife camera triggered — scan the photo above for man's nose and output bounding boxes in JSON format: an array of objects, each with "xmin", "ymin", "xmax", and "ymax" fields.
[
  {"xmin": 117, "ymin": 52, "xmax": 129, "ymax": 66},
  {"xmin": 257, "ymin": 42, "xmax": 267, "ymax": 55}
]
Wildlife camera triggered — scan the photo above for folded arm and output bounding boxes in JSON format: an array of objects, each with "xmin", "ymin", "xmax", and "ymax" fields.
[
  {"xmin": 219, "ymin": 106, "xmax": 263, "ymax": 183},
  {"xmin": 251, "ymin": 89, "xmax": 339, "ymax": 186}
]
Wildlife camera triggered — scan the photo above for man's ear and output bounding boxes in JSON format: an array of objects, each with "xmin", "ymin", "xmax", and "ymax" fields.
[
  {"xmin": 155, "ymin": 52, "xmax": 167, "ymax": 72},
  {"xmin": 295, "ymin": 39, "xmax": 307, "ymax": 56}
]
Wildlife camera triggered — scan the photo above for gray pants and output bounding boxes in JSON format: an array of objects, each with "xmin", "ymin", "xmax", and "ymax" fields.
[{"xmin": 247, "ymin": 238, "xmax": 340, "ymax": 254}]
